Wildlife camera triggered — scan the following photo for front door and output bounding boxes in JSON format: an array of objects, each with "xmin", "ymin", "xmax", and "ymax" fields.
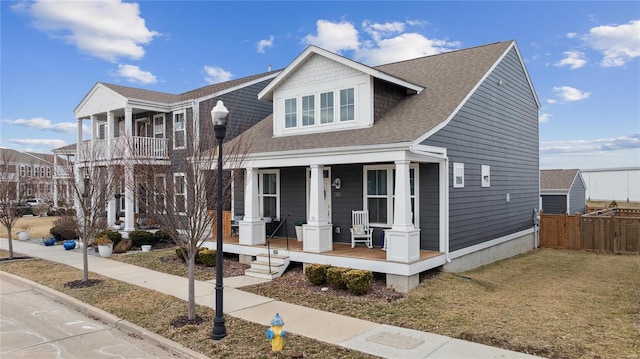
[{"xmin": 306, "ymin": 167, "xmax": 332, "ymax": 224}]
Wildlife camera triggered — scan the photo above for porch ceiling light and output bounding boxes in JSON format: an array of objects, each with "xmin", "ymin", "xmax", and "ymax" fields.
[{"xmin": 211, "ymin": 100, "xmax": 229, "ymax": 126}]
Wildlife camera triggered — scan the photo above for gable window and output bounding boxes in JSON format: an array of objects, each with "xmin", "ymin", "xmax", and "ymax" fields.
[
  {"xmin": 285, "ymin": 99, "xmax": 297, "ymax": 128},
  {"xmin": 174, "ymin": 173, "xmax": 186, "ymax": 214},
  {"xmin": 481, "ymin": 165, "xmax": 490, "ymax": 187},
  {"xmin": 154, "ymin": 114, "xmax": 165, "ymax": 139},
  {"xmin": 453, "ymin": 163, "xmax": 464, "ymax": 188},
  {"xmin": 364, "ymin": 165, "xmax": 418, "ymax": 227},
  {"xmin": 320, "ymin": 92, "xmax": 334, "ymax": 124},
  {"xmin": 173, "ymin": 112, "xmax": 186, "ymax": 149},
  {"xmin": 302, "ymin": 95, "xmax": 315, "ymax": 126},
  {"xmin": 258, "ymin": 170, "xmax": 279, "ymax": 219},
  {"xmin": 340, "ymin": 88, "xmax": 355, "ymax": 122}
]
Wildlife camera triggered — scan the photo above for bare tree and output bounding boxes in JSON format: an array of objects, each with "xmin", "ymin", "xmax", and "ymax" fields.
[
  {"xmin": 123, "ymin": 102, "xmax": 251, "ymax": 321},
  {"xmin": 0, "ymin": 150, "xmax": 28, "ymax": 259},
  {"xmin": 55, "ymin": 141, "xmax": 122, "ymax": 282}
]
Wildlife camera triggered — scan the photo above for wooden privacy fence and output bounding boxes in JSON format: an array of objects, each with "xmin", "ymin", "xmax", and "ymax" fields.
[{"xmin": 539, "ymin": 209, "xmax": 640, "ymax": 254}]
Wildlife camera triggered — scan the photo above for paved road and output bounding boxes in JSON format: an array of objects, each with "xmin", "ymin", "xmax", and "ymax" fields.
[{"xmin": 0, "ymin": 279, "xmax": 180, "ymax": 359}]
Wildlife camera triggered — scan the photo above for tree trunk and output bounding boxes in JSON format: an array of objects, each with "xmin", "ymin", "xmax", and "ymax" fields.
[
  {"xmin": 7, "ymin": 226, "xmax": 14, "ymax": 259},
  {"xmin": 82, "ymin": 237, "xmax": 89, "ymax": 282},
  {"xmin": 187, "ymin": 248, "xmax": 196, "ymax": 321}
]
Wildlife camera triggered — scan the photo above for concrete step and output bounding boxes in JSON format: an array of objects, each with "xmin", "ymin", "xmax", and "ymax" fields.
[
  {"xmin": 245, "ymin": 252, "xmax": 290, "ymax": 280},
  {"xmin": 255, "ymin": 253, "xmax": 289, "ymax": 265},
  {"xmin": 244, "ymin": 268, "xmax": 279, "ymax": 280},
  {"xmin": 250, "ymin": 260, "xmax": 286, "ymax": 272}
]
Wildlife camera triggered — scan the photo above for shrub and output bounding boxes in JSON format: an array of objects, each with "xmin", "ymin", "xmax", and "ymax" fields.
[
  {"xmin": 175, "ymin": 246, "xmax": 207, "ymax": 263},
  {"xmin": 128, "ymin": 230, "xmax": 155, "ymax": 247},
  {"xmin": 96, "ymin": 230, "xmax": 122, "ymax": 246},
  {"xmin": 94, "ymin": 235, "xmax": 113, "ymax": 246},
  {"xmin": 154, "ymin": 229, "xmax": 172, "ymax": 244},
  {"xmin": 198, "ymin": 249, "xmax": 217, "ymax": 267},
  {"xmin": 326, "ymin": 267, "xmax": 350, "ymax": 289},
  {"xmin": 304, "ymin": 264, "xmax": 331, "ymax": 285},
  {"xmin": 343, "ymin": 270, "xmax": 373, "ymax": 295},
  {"xmin": 32, "ymin": 204, "xmax": 50, "ymax": 217},
  {"xmin": 50, "ymin": 216, "xmax": 77, "ymax": 241}
]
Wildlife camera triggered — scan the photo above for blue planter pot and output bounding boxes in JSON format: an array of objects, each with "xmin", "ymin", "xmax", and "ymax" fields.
[
  {"xmin": 63, "ymin": 240, "xmax": 76, "ymax": 250},
  {"xmin": 43, "ymin": 237, "xmax": 56, "ymax": 246}
]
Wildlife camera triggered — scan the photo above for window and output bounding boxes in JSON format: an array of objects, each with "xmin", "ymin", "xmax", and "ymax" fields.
[
  {"xmin": 97, "ymin": 122, "xmax": 107, "ymax": 140},
  {"xmin": 340, "ymin": 88, "xmax": 355, "ymax": 122},
  {"xmin": 20, "ymin": 165, "xmax": 25, "ymax": 177},
  {"xmin": 154, "ymin": 175, "xmax": 166, "ymax": 210},
  {"xmin": 364, "ymin": 165, "xmax": 418, "ymax": 226},
  {"xmin": 173, "ymin": 112, "xmax": 186, "ymax": 149},
  {"xmin": 481, "ymin": 165, "xmax": 490, "ymax": 187},
  {"xmin": 453, "ymin": 163, "xmax": 464, "ymax": 188},
  {"xmin": 258, "ymin": 170, "xmax": 279, "ymax": 219},
  {"xmin": 174, "ymin": 173, "xmax": 186, "ymax": 214},
  {"xmin": 46, "ymin": 167, "xmax": 51, "ymax": 178},
  {"xmin": 40, "ymin": 167, "xmax": 45, "ymax": 177},
  {"xmin": 27, "ymin": 166, "xmax": 32, "ymax": 177},
  {"xmin": 302, "ymin": 95, "xmax": 315, "ymax": 126},
  {"xmin": 154, "ymin": 114, "xmax": 165, "ymax": 139},
  {"xmin": 320, "ymin": 91, "xmax": 334, "ymax": 124},
  {"xmin": 285, "ymin": 98, "xmax": 297, "ymax": 128}
]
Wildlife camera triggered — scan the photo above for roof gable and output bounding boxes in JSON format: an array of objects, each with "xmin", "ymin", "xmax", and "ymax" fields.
[{"xmin": 541, "ymin": 169, "xmax": 582, "ymax": 192}]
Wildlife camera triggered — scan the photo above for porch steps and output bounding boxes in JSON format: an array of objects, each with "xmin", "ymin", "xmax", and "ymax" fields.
[{"xmin": 244, "ymin": 252, "xmax": 290, "ymax": 280}]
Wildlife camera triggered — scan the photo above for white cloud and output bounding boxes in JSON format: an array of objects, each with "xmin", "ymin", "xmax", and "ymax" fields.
[
  {"xmin": 14, "ymin": 0, "xmax": 159, "ymax": 62},
  {"xmin": 566, "ymin": 32, "xmax": 578, "ymax": 39},
  {"xmin": 10, "ymin": 138, "xmax": 68, "ymax": 150},
  {"xmin": 546, "ymin": 99, "xmax": 557, "ymax": 104},
  {"xmin": 303, "ymin": 19, "xmax": 460, "ymax": 66},
  {"xmin": 303, "ymin": 20, "xmax": 359, "ymax": 53},
  {"xmin": 204, "ymin": 66, "xmax": 233, "ymax": 84},
  {"xmin": 541, "ymin": 133, "xmax": 640, "ymax": 155},
  {"xmin": 539, "ymin": 113, "xmax": 551, "ymax": 123},
  {"xmin": 2, "ymin": 117, "xmax": 77, "ymax": 133},
  {"xmin": 553, "ymin": 86, "xmax": 590, "ymax": 102},
  {"xmin": 584, "ymin": 19, "xmax": 640, "ymax": 67},
  {"xmin": 554, "ymin": 51, "xmax": 587, "ymax": 69},
  {"xmin": 115, "ymin": 64, "xmax": 157, "ymax": 84},
  {"xmin": 257, "ymin": 35, "xmax": 274, "ymax": 53}
]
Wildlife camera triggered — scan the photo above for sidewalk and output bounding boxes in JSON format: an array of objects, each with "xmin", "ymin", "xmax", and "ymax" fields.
[{"xmin": 2, "ymin": 240, "xmax": 542, "ymax": 359}]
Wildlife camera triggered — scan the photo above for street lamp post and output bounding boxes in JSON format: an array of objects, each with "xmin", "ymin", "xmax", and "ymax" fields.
[{"xmin": 211, "ymin": 100, "xmax": 229, "ymax": 340}]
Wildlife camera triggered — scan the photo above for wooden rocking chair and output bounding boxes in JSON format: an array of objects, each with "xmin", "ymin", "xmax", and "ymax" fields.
[{"xmin": 350, "ymin": 210, "xmax": 373, "ymax": 248}]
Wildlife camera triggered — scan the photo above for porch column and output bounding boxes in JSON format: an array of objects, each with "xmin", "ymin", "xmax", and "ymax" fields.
[
  {"xmin": 53, "ymin": 154, "xmax": 58, "ymax": 206},
  {"xmin": 107, "ymin": 111, "xmax": 114, "ymax": 160},
  {"xmin": 107, "ymin": 167, "xmax": 116, "ymax": 228},
  {"xmin": 239, "ymin": 167, "xmax": 265, "ymax": 245},
  {"xmin": 74, "ymin": 118, "xmax": 83, "ymax": 212},
  {"xmin": 123, "ymin": 166, "xmax": 135, "ymax": 231},
  {"xmin": 303, "ymin": 164, "xmax": 332, "ymax": 253},
  {"xmin": 386, "ymin": 160, "xmax": 420, "ymax": 263}
]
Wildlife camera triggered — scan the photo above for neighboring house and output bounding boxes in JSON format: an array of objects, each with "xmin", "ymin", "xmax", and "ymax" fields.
[
  {"xmin": 223, "ymin": 40, "xmax": 540, "ymax": 292},
  {"xmin": 0, "ymin": 148, "xmax": 56, "ymax": 202},
  {"xmin": 540, "ymin": 169, "xmax": 587, "ymax": 214},
  {"xmin": 62, "ymin": 70, "xmax": 279, "ymax": 231},
  {"xmin": 581, "ymin": 167, "xmax": 640, "ymax": 203}
]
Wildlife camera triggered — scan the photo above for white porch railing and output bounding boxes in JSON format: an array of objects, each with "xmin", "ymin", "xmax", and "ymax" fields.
[{"xmin": 78, "ymin": 137, "xmax": 169, "ymax": 162}]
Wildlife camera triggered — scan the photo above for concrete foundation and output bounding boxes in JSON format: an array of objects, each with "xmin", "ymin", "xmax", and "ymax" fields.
[
  {"xmin": 386, "ymin": 273, "xmax": 419, "ymax": 293},
  {"xmin": 444, "ymin": 232, "xmax": 535, "ymax": 273},
  {"xmin": 238, "ymin": 254, "xmax": 254, "ymax": 264}
]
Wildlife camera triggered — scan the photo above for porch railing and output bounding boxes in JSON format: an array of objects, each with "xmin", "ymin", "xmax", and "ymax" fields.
[{"xmin": 78, "ymin": 137, "xmax": 169, "ymax": 162}]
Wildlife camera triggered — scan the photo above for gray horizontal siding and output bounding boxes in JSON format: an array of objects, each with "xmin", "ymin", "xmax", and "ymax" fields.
[
  {"xmin": 569, "ymin": 178, "xmax": 586, "ymax": 214},
  {"xmin": 278, "ymin": 167, "xmax": 306, "ymax": 238},
  {"xmin": 423, "ymin": 47, "xmax": 539, "ymax": 252},
  {"xmin": 419, "ymin": 163, "xmax": 440, "ymax": 251}
]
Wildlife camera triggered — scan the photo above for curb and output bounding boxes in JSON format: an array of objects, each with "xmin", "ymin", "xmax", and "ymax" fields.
[{"xmin": 0, "ymin": 271, "xmax": 209, "ymax": 359}]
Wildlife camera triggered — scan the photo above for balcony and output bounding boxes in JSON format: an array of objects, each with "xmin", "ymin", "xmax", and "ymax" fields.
[{"xmin": 78, "ymin": 136, "xmax": 169, "ymax": 163}]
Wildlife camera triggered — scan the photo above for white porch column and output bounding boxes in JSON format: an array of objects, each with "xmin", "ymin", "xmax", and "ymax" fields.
[
  {"xmin": 124, "ymin": 107, "xmax": 133, "ymax": 139},
  {"xmin": 239, "ymin": 167, "xmax": 265, "ymax": 245},
  {"xmin": 303, "ymin": 165, "xmax": 332, "ymax": 253},
  {"xmin": 107, "ymin": 111, "xmax": 114, "ymax": 160},
  {"xmin": 53, "ymin": 154, "xmax": 58, "ymax": 206},
  {"xmin": 74, "ymin": 119, "xmax": 83, "ymax": 212},
  {"xmin": 386, "ymin": 160, "xmax": 420, "ymax": 263},
  {"xmin": 124, "ymin": 166, "xmax": 135, "ymax": 231}
]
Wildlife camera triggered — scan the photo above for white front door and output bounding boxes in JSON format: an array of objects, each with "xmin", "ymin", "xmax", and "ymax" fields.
[{"xmin": 306, "ymin": 167, "xmax": 332, "ymax": 224}]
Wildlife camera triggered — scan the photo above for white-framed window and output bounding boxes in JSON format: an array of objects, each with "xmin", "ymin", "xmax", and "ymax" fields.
[
  {"xmin": 340, "ymin": 88, "xmax": 355, "ymax": 122},
  {"xmin": 285, "ymin": 98, "xmax": 297, "ymax": 128},
  {"xmin": 27, "ymin": 166, "xmax": 32, "ymax": 177},
  {"xmin": 153, "ymin": 114, "xmax": 165, "ymax": 139},
  {"xmin": 283, "ymin": 87, "xmax": 355, "ymax": 130},
  {"xmin": 154, "ymin": 174, "xmax": 166, "ymax": 211},
  {"xmin": 174, "ymin": 173, "xmax": 186, "ymax": 214},
  {"xmin": 258, "ymin": 170, "xmax": 279, "ymax": 219},
  {"xmin": 481, "ymin": 165, "xmax": 490, "ymax": 187},
  {"xmin": 173, "ymin": 111, "xmax": 186, "ymax": 149},
  {"xmin": 320, "ymin": 91, "xmax": 334, "ymax": 124},
  {"xmin": 46, "ymin": 167, "xmax": 51, "ymax": 178},
  {"xmin": 97, "ymin": 122, "xmax": 107, "ymax": 140},
  {"xmin": 364, "ymin": 164, "xmax": 418, "ymax": 227},
  {"xmin": 40, "ymin": 167, "xmax": 45, "ymax": 177},
  {"xmin": 20, "ymin": 165, "xmax": 25, "ymax": 177},
  {"xmin": 453, "ymin": 162, "xmax": 464, "ymax": 188}
]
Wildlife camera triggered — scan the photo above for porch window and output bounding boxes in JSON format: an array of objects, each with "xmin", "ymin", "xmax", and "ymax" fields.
[
  {"xmin": 364, "ymin": 165, "xmax": 418, "ymax": 227},
  {"xmin": 302, "ymin": 95, "xmax": 315, "ymax": 126},
  {"xmin": 174, "ymin": 173, "xmax": 186, "ymax": 214},
  {"xmin": 258, "ymin": 170, "xmax": 279, "ymax": 219},
  {"xmin": 97, "ymin": 122, "xmax": 107, "ymax": 140},
  {"xmin": 320, "ymin": 91, "xmax": 334, "ymax": 124},
  {"xmin": 453, "ymin": 162, "xmax": 464, "ymax": 188},
  {"xmin": 154, "ymin": 174, "xmax": 166, "ymax": 211},
  {"xmin": 285, "ymin": 98, "xmax": 297, "ymax": 128},
  {"xmin": 340, "ymin": 88, "xmax": 355, "ymax": 122},
  {"xmin": 173, "ymin": 112, "xmax": 186, "ymax": 149},
  {"xmin": 154, "ymin": 114, "xmax": 165, "ymax": 139}
]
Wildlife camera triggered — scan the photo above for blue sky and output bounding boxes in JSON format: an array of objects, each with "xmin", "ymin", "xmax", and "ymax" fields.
[{"xmin": 1, "ymin": 1, "xmax": 638, "ymax": 170}]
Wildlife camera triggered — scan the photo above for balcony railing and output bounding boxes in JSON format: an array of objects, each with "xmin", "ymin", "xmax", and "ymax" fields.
[{"xmin": 78, "ymin": 136, "xmax": 169, "ymax": 162}]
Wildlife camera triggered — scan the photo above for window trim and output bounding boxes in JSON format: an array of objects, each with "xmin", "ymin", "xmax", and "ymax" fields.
[
  {"xmin": 153, "ymin": 114, "xmax": 165, "ymax": 139},
  {"xmin": 258, "ymin": 169, "xmax": 280, "ymax": 220},
  {"xmin": 453, "ymin": 162, "xmax": 464, "ymax": 188},
  {"xmin": 173, "ymin": 111, "xmax": 186, "ymax": 149},
  {"xmin": 363, "ymin": 164, "xmax": 419, "ymax": 227},
  {"xmin": 481, "ymin": 165, "xmax": 490, "ymax": 188},
  {"xmin": 174, "ymin": 173, "xmax": 186, "ymax": 214}
]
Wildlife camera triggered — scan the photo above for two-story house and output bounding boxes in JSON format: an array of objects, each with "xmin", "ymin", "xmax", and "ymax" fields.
[
  {"xmin": 220, "ymin": 40, "xmax": 540, "ymax": 292},
  {"xmin": 0, "ymin": 148, "xmax": 56, "ymax": 203}
]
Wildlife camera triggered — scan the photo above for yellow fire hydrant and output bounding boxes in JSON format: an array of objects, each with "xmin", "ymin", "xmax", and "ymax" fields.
[{"xmin": 265, "ymin": 313, "xmax": 286, "ymax": 351}]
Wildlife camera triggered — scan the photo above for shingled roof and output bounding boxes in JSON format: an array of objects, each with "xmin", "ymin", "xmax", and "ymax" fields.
[
  {"xmin": 540, "ymin": 169, "xmax": 581, "ymax": 192},
  {"xmin": 233, "ymin": 40, "xmax": 515, "ymax": 154}
]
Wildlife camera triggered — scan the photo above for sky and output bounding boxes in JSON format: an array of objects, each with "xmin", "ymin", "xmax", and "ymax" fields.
[{"xmin": 1, "ymin": 1, "xmax": 639, "ymax": 170}]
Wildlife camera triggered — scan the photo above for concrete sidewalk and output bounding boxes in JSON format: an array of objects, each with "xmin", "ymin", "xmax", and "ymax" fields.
[{"xmin": 2, "ymin": 240, "xmax": 542, "ymax": 359}]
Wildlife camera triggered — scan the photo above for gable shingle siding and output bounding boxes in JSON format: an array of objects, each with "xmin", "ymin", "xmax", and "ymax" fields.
[{"xmin": 422, "ymin": 47, "xmax": 539, "ymax": 252}]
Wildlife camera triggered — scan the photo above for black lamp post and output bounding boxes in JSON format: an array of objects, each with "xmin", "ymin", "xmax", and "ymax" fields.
[{"xmin": 211, "ymin": 100, "xmax": 229, "ymax": 340}]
